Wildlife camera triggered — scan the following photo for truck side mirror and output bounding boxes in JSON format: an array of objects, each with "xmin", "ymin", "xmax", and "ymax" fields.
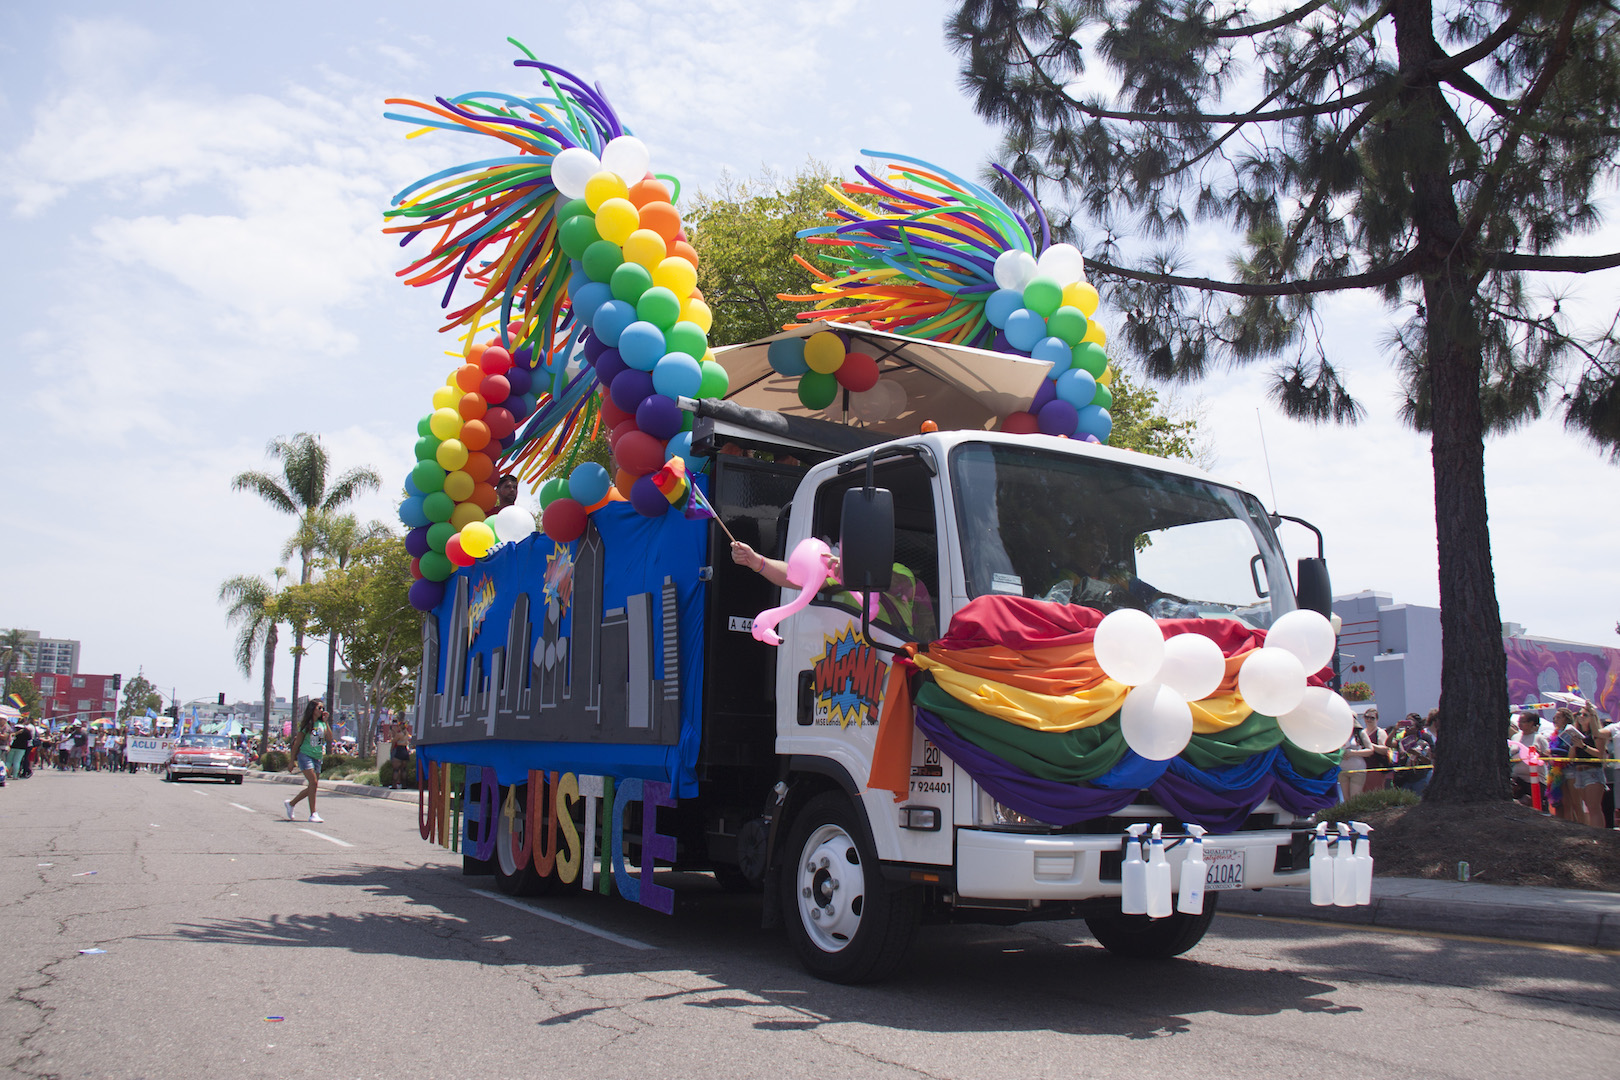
[
  {"xmin": 840, "ymin": 486, "xmax": 894, "ymax": 594},
  {"xmin": 1295, "ymin": 557, "xmax": 1331, "ymax": 617}
]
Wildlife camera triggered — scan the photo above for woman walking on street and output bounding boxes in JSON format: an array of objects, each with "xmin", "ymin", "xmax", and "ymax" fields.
[{"xmin": 283, "ymin": 700, "xmax": 332, "ymax": 823}]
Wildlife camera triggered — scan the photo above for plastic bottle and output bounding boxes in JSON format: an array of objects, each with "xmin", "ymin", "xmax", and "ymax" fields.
[
  {"xmin": 1177, "ymin": 823, "xmax": 1207, "ymax": 915},
  {"xmin": 1122, "ymin": 824, "xmax": 1149, "ymax": 915},
  {"xmin": 1146, "ymin": 824, "xmax": 1173, "ymax": 918},
  {"xmin": 1333, "ymin": 823, "xmax": 1357, "ymax": 907},
  {"xmin": 1352, "ymin": 821, "xmax": 1374, "ymax": 905},
  {"xmin": 1310, "ymin": 822, "xmax": 1334, "ymax": 906}
]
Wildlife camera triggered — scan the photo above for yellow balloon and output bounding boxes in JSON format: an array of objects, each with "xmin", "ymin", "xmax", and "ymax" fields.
[
  {"xmin": 622, "ymin": 229, "xmax": 667, "ymax": 271},
  {"xmin": 435, "ymin": 438, "xmax": 469, "ymax": 472},
  {"xmin": 583, "ymin": 170, "xmax": 629, "ymax": 212},
  {"xmin": 1081, "ymin": 319, "xmax": 1107, "ymax": 347},
  {"xmin": 593, "ymin": 198, "xmax": 639, "ymax": 245},
  {"xmin": 653, "ymin": 256, "xmax": 698, "ymax": 298},
  {"xmin": 449, "ymin": 502, "xmax": 485, "ymax": 529},
  {"xmin": 1098, "ymin": 366, "xmax": 1114, "ymax": 387},
  {"xmin": 459, "ymin": 520, "xmax": 496, "ymax": 557},
  {"xmin": 1061, "ymin": 281, "xmax": 1100, "ymax": 317},
  {"xmin": 431, "ymin": 385, "xmax": 458, "ymax": 411},
  {"xmin": 443, "ymin": 470, "xmax": 475, "ymax": 503},
  {"xmin": 680, "ymin": 296, "xmax": 713, "ymax": 333},
  {"xmin": 804, "ymin": 331, "xmax": 845, "ymax": 374},
  {"xmin": 429, "ymin": 407, "xmax": 463, "ymax": 441}
]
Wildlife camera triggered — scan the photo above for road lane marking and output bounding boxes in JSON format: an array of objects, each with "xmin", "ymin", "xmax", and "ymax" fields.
[
  {"xmin": 299, "ymin": 828, "xmax": 354, "ymax": 848},
  {"xmin": 470, "ymin": 888, "xmax": 656, "ymax": 951},
  {"xmin": 1220, "ymin": 912, "xmax": 1620, "ymax": 956},
  {"xmin": 228, "ymin": 803, "xmax": 256, "ymax": 813}
]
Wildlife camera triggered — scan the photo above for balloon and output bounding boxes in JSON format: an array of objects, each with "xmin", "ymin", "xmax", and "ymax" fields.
[
  {"xmin": 551, "ymin": 146, "xmax": 601, "ymax": 200},
  {"xmin": 1000, "ymin": 411, "xmax": 1039, "ymax": 434},
  {"xmin": 399, "ymin": 497, "xmax": 429, "ymax": 529},
  {"xmin": 571, "ymin": 280, "xmax": 612, "ymax": 323},
  {"xmin": 583, "ymin": 170, "xmax": 629, "ymax": 211},
  {"xmin": 429, "ymin": 407, "xmax": 462, "ymax": 440},
  {"xmin": 1159, "ymin": 633, "xmax": 1228, "ymax": 701},
  {"xmin": 431, "ymin": 385, "xmax": 460, "ymax": 411},
  {"xmin": 618, "ymin": 321, "xmax": 666, "ymax": 371},
  {"xmin": 418, "ymin": 551, "xmax": 453, "ymax": 583},
  {"xmin": 559, "ymin": 213, "xmax": 600, "ymax": 260},
  {"xmin": 1082, "ymin": 319, "xmax": 1108, "ymax": 347},
  {"xmin": 993, "ymin": 249, "xmax": 1038, "ymax": 290},
  {"xmin": 804, "ymin": 331, "xmax": 845, "ymax": 374},
  {"xmin": 593, "ymin": 197, "xmax": 639, "ymax": 245},
  {"xmin": 696, "ymin": 358, "xmax": 729, "ymax": 399},
  {"xmin": 484, "ymin": 407, "xmax": 515, "ymax": 440},
  {"xmin": 1277, "ymin": 685, "xmax": 1356, "ymax": 753},
  {"xmin": 664, "ymin": 321, "xmax": 707, "ymax": 360},
  {"xmin": 539, "ymin": 476, "xmax": 570, "ymax": 508},
  {"xmin": 652, "ymin": 255, "xmax": 697, "ymax": 297},
  {"xmin": 493, "ymin": 505, "xmax": 536, "ymax": 543},
  {"xmin": 850, "ymin": 386, "xmax": 887, "ymax": 423},
  {"xmin": 610, "ymin": 368, "xmax": 654, "ymax": 412},
  {"xmin": 422, "ymin": 491, "xmax": 455, "ymax": 523},
  {"xmin": 568, "ymin": 461, "xmax": 611, "ymax": 506},
  {"xmin": 594, "ymin": 346, "xmax": 629, "ymax": 386},
  {"xmin": 652, "ymin": 351, "xmax": 703, "ymax": 398},
  {"xmin": 416, "ymin": 414, "xmax": 433, "ymax": 438},
  {"xmin": 636, "ymin": 285, "xmax": 681, "ymax": 330},
  {"xmin": 480, "ymin": 346, "xmax": 512, "ymax": 375},
  {"xmin": 835, "ymin": 351, "xmax": 879, "ymax": 392},
  {"xmin": 669, "ymin": 239, "xmax": 700, "ymax": 269},
  {"xmin": 986, "ymin": 288, "xmax": 1024, "ymax": 328},
  {"xmin": 1098, "ymin": 366, "xmax": 1114, "ymax": 387},
  {"xmin": 1032, "ymin": 336, "xmax": 1072, "ymax": 375},
  {"xmin": 629, "ymin": 474, "xmax": 671, "ymax": 517},
  {"xmin": 1003, "ymin": 308, "xmax": 1047, "ymax": 352},
  {"xmin": 1119, "ymin": 682, "xmax": 1194, "ymax": 761},
  {"xmin": 1021, "ymin": 275, "xmax": 1063, "ymax": 317},
  {"xmin": 1036, "ymin": 399, "xmax": 1078, "ymax": 437},
  {"xmin": 411, "ymin": 459, "xmax": 447, "ymax": 493},
  {"xmin": 1055, "ymin": 368, "xmax": 1097, "ymax": 408},
  {"xmin": 1075, "ymin": 404, "xmax": 1112, "ymax": 442},
  {"xmin": 456, "ymin": 392, "xmax": 487, "ymax": 422},
  {"xmin": 581, "ymin": 238, "xmax": 623, "ymax": 283},
  {"xmin": 592, "ymin": 298, "xmax": 639, "ymax": 346},
  {"xmin": 635, "ymin": 392, "xmax": 684, "ymax": 439},
  {"xmin": 1072, "ymin": 341, "xmax": 1108, "ymax": 377},
  {"xmin": 454, "ymin": 364, "xmax": 484, "ymax": 392},
  {"xmin": 557, "ymin": 197, "xmax": 592, "ymax": 223},
  {"xmin": 627, "ymin": 177, "xmax": 671, "ymax": 208},
  {"xmin": 470, "ymin": 481, "xmax": 498, "ymax": 513},
  {"xmin": 768, "ymin": 337, "xmax": 809, "ymax": 376},
  {"xmin": 414, "ymin": 435, "xmax": 439, "ymax": 462},
  {"xmin": 1067, "ymin": 281, "xmax": 1101, "ymax": 317},
  {"xmin": 1093, "ymin": 385, "xmax": 1114, "ymax": 411},
  {"xmin": 479, "ymin": 374, "xmax": 510, "ymax": 405},
  {"xmin": 504, "ymin": 362, "xmax": 532, "ymax": 396},
  {"xmin": 877, "ymin": 378, "xmax": 907, "ymax": 417},
  {"xmin": 599, "ymin": 393, "xmax": 633, "ymax": 429},
  {"xmin": 1093, "ymin": 608, "xmax": 1167, "ymax": 686},
  {"xmin": 408, "ymin": 578, "xmax": 446, "ymax": 611},
  {"xmin": 680, "ymin": 295, "xmax": 713, "ymax": 333},
  {"xmin": 638, "ymin": 202, "xmax": 682, "ymax": 244},
  {"xmin": 798, "ymin": 370, "xmax": 839, "ymax": 410},
  {"xmin": 1037, "ymin": 243, "xmax": 1086, "ymax": 283},
  {"xmin": 449, "ymin": 501, "xmax": 486, "ymax": 530},
  {"xmin": 443, "ymin": 469, "xmax": 474, "ymax": 502},
  {"xmin": 1265, "ymin": 609, "xmax": 1337, "ymax": 673},
  {"xmin": 1046, "ymin": 305, "xmax": 1088, "ymax": 346},
  {"xmin": 445, "ymin": 534, "xmax": 474, "ymax": 568},
  {"xmin": 435, "ymin": 438, "xmax": 469, "ymax": 472},
  {"xmin": 622, "ymin": 228, "xmax": 667, "ymax": 271},
  {"xmin": 616, "ymin": 430, "xmax": 666, "ymax": 475},
  {"xmin": 426, "ymin": 521, "xmax": 455, "ymax": 552},
  {"xmin": 599, "ymin": 135, "xmax": 650, "ymax": 183},
  {"xmin": 1031, "ymin": 378, "xmax": 1058, "ymax": 411},
  {"xmin": 462, "ymin": 451, "xmax": 495, "ymax": 483},
  {"xmin": 1237, "ymin": 648, "xmax": 1307, "ymax": 716},
  {"xmin": 664, "ymin": 430, "xmax": 695, "ymax": 464},
  {"xmin": 459, "ymin": 520, "xmax": 497, "ymax": 558}
]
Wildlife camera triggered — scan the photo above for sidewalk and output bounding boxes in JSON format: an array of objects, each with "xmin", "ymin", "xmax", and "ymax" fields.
[
  {"xmin": 1219, "ymin": 876, "xmax": 1620, "ymax": 949},
  {"xmin": 248, "ymin": 770, "xmax": 418, "ymax": 803}
]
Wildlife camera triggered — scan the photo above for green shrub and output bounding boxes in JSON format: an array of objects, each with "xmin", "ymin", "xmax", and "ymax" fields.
[
  {"xmin": 379, "ymin": 755, "xmax": 418, "ymax": 788},
  {"xmin": 320, "ymin": 753, "xmax": 361, "ymax": 778},
  {"xmin": 259, "ymin": 750, "xmax": 290, "ymax": 773},
  {"xmin": 351, "ymin": 770, "xmax": 381, "ymax": 787},
  {"xmin": 1317, "ymin": 787, "xmax": 1420, "ymax": 822}
]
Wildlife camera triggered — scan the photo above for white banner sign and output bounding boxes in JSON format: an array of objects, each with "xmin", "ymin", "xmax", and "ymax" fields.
[{"xmin": 126, "ymin": 736, "xmax": 177, "ymax": 764}]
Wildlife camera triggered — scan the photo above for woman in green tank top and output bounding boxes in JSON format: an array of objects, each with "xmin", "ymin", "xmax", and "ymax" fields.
[{"xmin": 283, "ymin": 700, "xmax": 332, "ymax": 823}]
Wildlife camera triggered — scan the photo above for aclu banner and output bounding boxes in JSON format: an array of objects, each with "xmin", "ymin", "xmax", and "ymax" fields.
[{"xmin": 127, "ymin": 736, "xmax": 177, "ymax": 764}]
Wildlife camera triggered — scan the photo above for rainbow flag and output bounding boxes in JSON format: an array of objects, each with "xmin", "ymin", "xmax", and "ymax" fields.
[{"xmin": 651, "ymin": 458, "xmax": 689, "ymax": 505}]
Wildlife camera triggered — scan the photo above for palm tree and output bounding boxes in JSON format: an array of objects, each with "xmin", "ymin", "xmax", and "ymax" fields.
[
  {"xmin": 219, "ymin": 570, "xmax": 287, "ymax": 757},
  {"xmin": 303, "ymin": 513, "xmax": 392, "ymax": 739},
  {"xmin": 1, "ymin": 628, "xmax": 34, "ymax": 683},
  {"xmin": 232, "ymin": 434, "xmax": 381, "ymax": 733}
]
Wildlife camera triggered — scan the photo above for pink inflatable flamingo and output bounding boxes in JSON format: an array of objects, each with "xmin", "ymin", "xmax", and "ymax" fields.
[{"xmin": 750, "ymin": 538, "xmax": 834, "ymax": 645}]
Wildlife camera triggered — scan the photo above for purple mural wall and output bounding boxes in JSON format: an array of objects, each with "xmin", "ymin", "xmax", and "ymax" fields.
[{"xmin": 1504, "ymin": 636, "xmax": 1620, "ymax": 719}]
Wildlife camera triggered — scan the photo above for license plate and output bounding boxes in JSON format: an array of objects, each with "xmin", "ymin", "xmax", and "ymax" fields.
[{"xmin": 1203, "ymin": 848, "xmax": 1245, "ymax": 890}]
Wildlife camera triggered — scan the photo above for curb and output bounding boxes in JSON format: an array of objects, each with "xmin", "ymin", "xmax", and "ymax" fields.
[
  {"xmin": 1218, "ymin": 881, "xmax": 1620, "ymax": 950},
  {"xmin": 247, "ymin": 771, "xmax": 419, "ymax": 803}
]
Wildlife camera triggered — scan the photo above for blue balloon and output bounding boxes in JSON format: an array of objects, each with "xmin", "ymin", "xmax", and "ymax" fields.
[
  {"xmin": 665, "ymin": 430, "xmax": 693, "ymax": 463},
  {"xmin": 568, "ymin": 461, "xmax": 611, "ymax": 506},
  {"xmin": 568, "ymin": 261, "xmax": 591, "ymax": 298},
  {"xmin": 1055, "ymin": 368, "xmax": 1097, "ymax": 408},
  {"xmin": 767, "ymin": 337, "xmax": 809, "ymax": 377},
  {"xmin": 399, "ymin": 496, "xmax": 429, "ymax": 528},
  {"xmin": 404, "ymin": 473, "xmax": 423, "ymax": 497},
  {"xmin": 986, "ymin": 288, "xmax": 1024, "ymax": 329},
  {"xmin": 1076, "ymin": 404, "xmax": 1112, "ymax": 441},
  {"xmin": 618, "ymin": 321, "xmax": 666, "ymax": 371},
  {"xmin": 572, "ymin": 281, "xmax": 612, "ymax": 324},
  {"xmin": 592, "ymin": 299, "xmax": 638, "ymax": 347},
  {"xmin": 652, "ymin": 351, "xmax": 703, "ymax": 399},
  {"xmin": 1032, "ymin": 335, "xmax": 1072, "ymax": 379},
  {"xmin": 1003, "ymin": 308, "xmax": 1047, "ymax": 352}
]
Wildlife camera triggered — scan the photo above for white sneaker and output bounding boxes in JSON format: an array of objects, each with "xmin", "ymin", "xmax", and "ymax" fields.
[
  {"xmin": 283, "ymin": 799, "xmax": 294, "ymax": 820},
  {"xmin": 308, "ymin": 813, "xmax": 324, "ymax": 824}
]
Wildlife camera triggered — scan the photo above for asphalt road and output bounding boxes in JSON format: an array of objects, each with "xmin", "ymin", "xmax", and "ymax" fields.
[{"xmin": 4, "ymin": 770, "xmax": 1617, "ymax": 1080}]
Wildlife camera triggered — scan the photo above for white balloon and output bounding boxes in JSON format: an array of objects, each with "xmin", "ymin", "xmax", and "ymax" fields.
[
  {"xmin": 993, "ymin": 249, "xmax": 1039, "ymax": 291},
  {"xmin": 551, "ymin": 147, "xmax": 602, "ymax": 200},
  {"xmin": 1277, "ymin": 685, "xmax": 1355, "ymax": 753},
  {"xmin": 1237, "ymin": 648, "xmax": 1307, "ymax": 716},
  {"xmin": 1093, "ymin": 609, "xmax": 1165, "ymax": 686},
  {"xmin": 1158, "ymin": 633, "xmax": 1227, "ymax": 701},
  {"xmin": 1120, "ymin": 682, "xmax": 1193, "ymax": 761},
  {"xmin": 492, "ymin": 506, "xmax": 535, "ymax": 543},
  {"xmin": 878, "ymin": 378, "xmax": 907, "ymax": 417},
  {"xmin": 1036, "ymin": 243, "xmax": 1085, "ymax": 285},
  {"xmin": 600, "ymin": 135, "xmax": 651, "ymax": 184},
  {"xmin": 850, "ymin": 386, "xmax": 888, "ymax": 423},
  {"xmin": 1266, "ymin": 609, "xmax": 1337, "ymax": 673}
]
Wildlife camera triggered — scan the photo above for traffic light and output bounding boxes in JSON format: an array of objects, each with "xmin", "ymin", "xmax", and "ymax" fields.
[
  {"xmin": 165, "ymin": 705, "xmax": 179, "ymax": 719},
  {"xmin": 217, "ymin": 692, "xmax": 226, "ymax": 706},
  {"xmin": 114, "ymin": 674, "xmax": 122, "ymax": 692}
]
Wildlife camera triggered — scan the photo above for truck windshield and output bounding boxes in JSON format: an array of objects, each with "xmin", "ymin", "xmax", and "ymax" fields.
[{"xmin": 949, "ymin": 443, "xmax": 1292, "ymax": 628}]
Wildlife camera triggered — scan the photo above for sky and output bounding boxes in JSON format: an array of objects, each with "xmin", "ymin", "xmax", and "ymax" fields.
[{"xmin": 2, "ymin": 1, "xmax": 1616, "ymax": 709}]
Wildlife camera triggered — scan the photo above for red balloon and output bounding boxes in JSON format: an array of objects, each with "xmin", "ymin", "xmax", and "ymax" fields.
[
  {"xmin": 485, "ymin": 407, "xmax": 516, "ymax": 439},
  {"xmin": 445, "ymin": 535, "xmax": 475, "ymax": 567},
  {"xmin": 480, "ymin": 374, "xmax": 511, "ymax": 404},
  {"xmin": 542, "ymin": 497, "xmax": 588, "ymax": 543},
  {"xmin": 480, "ymin": 346, "xmax": 513, "ymax": 375},
  {"xmin": 609, "ymin": 418, "xmax": 639, "ymax": 452},
  {"xmin": 1001, "ymin": 411, "xmax": 1040, "ymax": 435},
  {"xmin": 836, "ymin": 352, "xmax": 879, "ymax": 392},
  {"xmin": 458, "ymin": 392, "xmax": 488, "ymax": 421},
  {"xmin": 599, "ymin": 395, "xmax": 633, "ymax": 429},
  {"xmin": 615, "ymin": 430, "xmax": 666, "ymax": 476},
  {"xmin": 410, "ymin": 557, "xmax": 422, "ymax": 579}
]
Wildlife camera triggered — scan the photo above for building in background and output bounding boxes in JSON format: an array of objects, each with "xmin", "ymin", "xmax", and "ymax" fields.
[
  {"xmin": 27, "ymin": 671, "xmax": 118, "ymax": 726},
  {"xmin": 8, "ymin": 631, "xmax": 82, "ymax": 676}
]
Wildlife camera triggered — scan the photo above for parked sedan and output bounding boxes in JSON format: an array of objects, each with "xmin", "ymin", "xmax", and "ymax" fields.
[{"xmin": 164, "ymin": 735, "xmax": 250, "ymax": 783}]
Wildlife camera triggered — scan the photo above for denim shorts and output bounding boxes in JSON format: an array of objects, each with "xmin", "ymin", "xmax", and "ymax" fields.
[{"xmin": 296, "ymin": 753, "xmax": 321, "ymax": 773}]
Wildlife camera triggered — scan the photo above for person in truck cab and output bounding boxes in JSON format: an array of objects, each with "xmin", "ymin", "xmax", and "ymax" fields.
[{"xmin": 730, "ymin": 540, "xmax": 935, "ymax": 641}]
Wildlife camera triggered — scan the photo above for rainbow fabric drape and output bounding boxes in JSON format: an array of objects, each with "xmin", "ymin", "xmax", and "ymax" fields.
[{"xmin": 869, "ymin": 596, "xmax": 1341, "ymax": 833}]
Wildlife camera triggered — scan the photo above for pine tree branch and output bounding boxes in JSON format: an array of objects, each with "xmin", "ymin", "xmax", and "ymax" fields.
[
  {"xmin": 1442, "ymin": 68, "xmax": 1512, "ymax": 118},
  {"xmin": 1087, "ymin": 250, "xmax": 1421, "ymax": 296},
  {"xmin": 1068, "ymin": 86, "xmax": 1380, "ymax": 125},
  {"xmin": 1426, "ymin": 9, "xmax": 1533, "ymax": 77},
  {"xmin": 1485, "ymin": 250, "xmax": 1620, "ymax": 273},
  {"xmin": 1210, "ymin": 0, "xmax": 1335, "ymax": 38}
]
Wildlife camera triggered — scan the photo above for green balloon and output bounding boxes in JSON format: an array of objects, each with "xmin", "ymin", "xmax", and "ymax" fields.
[
  {"xmin": 417, "ymin": 414, "xmax": 433, "ymax": 438},
  {"xmin": 798, "ymin": 370, "xmax": 839, "ymax": 410},
  {"xmin": 557, "ymin": 198, "xmax": 593, "ymax": 224},
  {"xmin": 1072, "ymin": 341, "xmax": 1108, "ymax": 377},
  {"xmin": 1046, "ymin": 305, "xmax": 1089, "ymax": 346},
  {"xmin": 414, "ymin": 435, "xmax": 440, "ymax": 461},
  {"xmin": 582, "ymin": 239, "xmax": 622, "ymax": 283},
  {"xmin": 539, "ymin": 476, "xmax": 570, "ymax": 508},
  {"xmin": 419, "ymin": 551, "xmax": 453, "ymax": 582},
  {"xmin": 426, "ymin": 522, "xmax": 456, "ymax": 552},
  {"xmin": 422, "ymin": 491, "xmax": 455, "ymax": 523},
  {"xmin": 610, "ymin": 261, "xmax": 653, "ymax": 304},
  {"xmin": 411, "ymin": 459, "xmax": 446, "ymax": 494},
  {"xmin": 1022, "ymin": 276, "xmax": 1063, "ymax": 317},
  {"xmin": 665, "ymin": 320, "xmax": 708, "ymax": 360},
  {"xmin": 1093, "ymin": 384, "xmax": 1113, "ymax": 411},
  {"xmin": 697, "ymin": 359, "xmax": 729, "ymax": 399},
  {"xmin": 636, "ymin": 285, "xmax": 681, "ymax": 330},
  {"xmin": 559, "ymin": 213, "xmax": 600, "ymax": 260}
]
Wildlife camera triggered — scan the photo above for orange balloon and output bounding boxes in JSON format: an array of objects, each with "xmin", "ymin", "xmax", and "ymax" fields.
[
  {"xmin": 638, "ymin": 202, "xmax": 681, "ymax": 243},
  {"xmin": 470, "ymin": 482, "xmax": 499, "ymax": 512},
  {"xmin": 460, "ymin": 419, "xmax": 491, "ymax": 451},
  {"xmin": 627, "ymin": 178, "xmax": 671, "ymax": 208},
  {"xmin": 458, "ymin": 392, "xmax": 488, "ymax": 421},
  {"xmin": 468, "ymin": 343, "xmax": 487, "ymax": 365},
  {"xmin": 669, "ymin": 240, "xmax": 699, "ymax": 271},
  {"xmin": 463, "ymin": 451, "xmax": 495, "ymax": 483},
  {"xmin": 614, "ymin": 467, "xmax": 638, "ymax": 498},
  {"xmin": 455, "ymin": 364, "xmax": 484, "ymax": 392}
]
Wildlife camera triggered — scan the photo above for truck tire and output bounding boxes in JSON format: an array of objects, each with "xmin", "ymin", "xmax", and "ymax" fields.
[
  {"xmin": 1084, "ymin": 893, "xmax": 1219, "ymax": 959},
  {"xmin": 493, "ymin": 784, "xmax": 548, "ymax": 896},
  {"xmin": 781, "ymin": 791, "xmax": 919, "ymax": 984}
]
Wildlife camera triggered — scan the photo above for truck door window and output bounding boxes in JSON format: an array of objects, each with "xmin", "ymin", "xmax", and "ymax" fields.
[{"xmin": 811, "ymin": 459, "xmax": 939, "ymax": 642}]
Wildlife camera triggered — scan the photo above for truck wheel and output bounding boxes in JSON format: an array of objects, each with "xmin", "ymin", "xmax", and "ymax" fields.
[
  {"xmin": 1084, "ymin": 893, "xmax": 1219, "ymax": 959},
  {"xmin": 493, "ymin": 784, "xmax": 548, "ymax": 896},
  {"xmin": 781, "ymin": 792, "xmax": 919, "ymax": 984}
]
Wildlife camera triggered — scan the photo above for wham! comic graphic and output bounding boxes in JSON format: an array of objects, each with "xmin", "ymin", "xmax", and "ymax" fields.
[{"xmin": 809, "ymin": 627, "xmax": 889, "ymax": 728}]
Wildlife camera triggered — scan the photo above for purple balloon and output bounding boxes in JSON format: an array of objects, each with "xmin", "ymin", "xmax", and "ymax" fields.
[
  {"xmin": 992, "ymin": 330, "xmax": 1019, "ymax": 355},
  {"xmin": 404, "ymin": 526, "xmax": 431, "ymax": 558},
  {"xmin": 513, "ymin": 343, "xmax": 536, "ymax": 368},
  {"xmin": 610, "ymin": 368, "xmax": 654, "ymax": 413},
  {"xmin": 408, "ymin": 578, "xmax": 446, "ymax": 612},
  {"xmin": 505, "ymin": 363, "xmax": 533, "ymax": 396},
  {"xmin": 1031, "ymin": 378, "xmax": 1058, "ymax": 411},
  {"xmin": 581, "ymin": 330, "xmax": 605, "ymax": 363},
  {"xmin": 629, "ymin": 474, "xmax": 672, "ymax": 518},
  {"xmin": 1037, "ymin": 399, "xmax": 1079, "ymax": 436},
  {"xmin": 595, "ymin": 347, "xmax": 628, "ymax": 385},
  {"xmin": 636, "ymin": 393, "xmax": 684, "ymax": 440},
  {"xmin": 499, "ymin": 432, "xmax": 516, "ymax": 449},
  {"xmin": 506, "ymin": 395, "xmax": 532, "ymax": 422}
]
